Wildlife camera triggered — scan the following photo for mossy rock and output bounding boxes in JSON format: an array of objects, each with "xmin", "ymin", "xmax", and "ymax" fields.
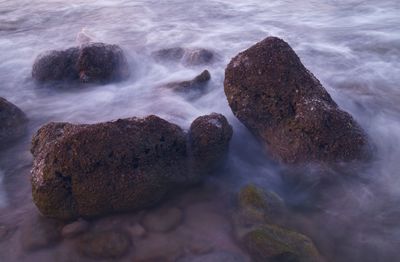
[
  {"xmin": 236, "ymin": 184, "xmax": 285, "ymax": 224},
  {"xmin": 241, "ymin": 224, "xmax": 322, "ymax": 262}
]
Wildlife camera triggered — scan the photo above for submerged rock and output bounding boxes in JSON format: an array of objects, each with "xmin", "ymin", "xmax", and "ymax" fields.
[
  {"xmin": 142, "ymin": 207, "xmax": 183, "ymax": 233},
  {"xmin": 0, "ymin": 97, "xmax": 27, "ymax": 148},
  {"xmin": 32, "ymin": 43, "xmax": 129, "ymax": 85},
  {"xmin": 234, "ymin": 184, "xmax": 286, "ymax": 228},
  {"xmin": 153, "ymin": 47, "xmax": 215, "ymax": 66},
  {"xmin": 76, "ymin": 229, "xmax": 131, "ymax": 259},
  {"xmin": 20, "ymin": 216, "xmax": 62, "ymax": 251},
  {"xmin": 224, "ymin": 36, "xmax": 371, "ymax": 165},
  {"xmin": 164, "ymin": 69, "xmax": 211, "ymax": 93},
  {"xmin": 31, "ymin": 114, "xmax": 232, "ymax": 220},
  {"xmin": 241, "ymin": 224, "xmax": 323, "ymax": 262},
  {"xmin": 61, "ymin": 219, "xmax": 89, "ymax": 238},
  {"xmin": 177, "ymin": 251, "xmax": 246, "ymax": 262}
]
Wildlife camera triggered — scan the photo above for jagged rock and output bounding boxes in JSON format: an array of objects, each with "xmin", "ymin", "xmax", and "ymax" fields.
[
  {"xmin": 0, "ymin": 97, "xmax": 27, "ymax": 148},
  {"xmin": 240, "ymin": 224, "xmax": 323, "ymax": 262},
  {"xmin": 31, "ymin": 114, "xmax": 232, "ymax": 220},
  {"xmin": 32, "ymin": 43, "xmax": 129, "ymax": 84},
  {"xmin": 76, "ymin": 229, "xmax": 131, "ymax": 259},
  {"xmin": 153, "ymin": 47, "xmax": 214, "ymax": 66},
  {"xmin": 224, "ymin": 36, "xmax": 371, "ymax": 165},
  {"xmin": 164, "ymin": 70, "xmax": 211, "ymax": 93}
]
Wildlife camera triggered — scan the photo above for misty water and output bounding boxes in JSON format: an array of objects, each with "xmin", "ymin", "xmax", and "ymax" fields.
[{"xmin": 1, "ymin": 0, "xmax": 400, "ymax": 261}]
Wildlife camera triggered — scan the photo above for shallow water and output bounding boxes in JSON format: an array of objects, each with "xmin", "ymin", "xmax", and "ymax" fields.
[{"xmin": 1, "ymin": 0, "xmax": 400, "ymax": 261}]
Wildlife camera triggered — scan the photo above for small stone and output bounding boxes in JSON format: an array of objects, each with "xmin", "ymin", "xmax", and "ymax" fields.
[
  {"xmin": 164, "ymin": 69, "xmax": 211, "ymax": 93},
  {"xmin": 177, "ymin": 251, "xmax": 246, "ymax": 262},
  {"xmin": 76, "ymin": 229, "xmax": 132, "ymax": 259},
  {"xmin": 61, "ymin": 219, "xmax": 89, "ymax": 238},
  {"xmin": 0, "ymin": 224, "xmax": 16, "ymax": 242},
  {"xmin": 142, "ymin": 207, "xmax": 183, "ymax": 233},
  {"xmin": 152, "ymin": 47, "xmax": 215, "ymax": 66},
  {"xmin": 128, "ymin": 223, "xmax": 146, "ymax": 238},
  {"xmin": 0, "ymin": 97, "xmax": 28, "ymax": 148},
  {"xmin": 20, "ymin": 216, "xmax": 61, "ymax": 251},
  {"xmin": 241, "ymin": 224, "xmax": 323, "ymax": 262}
]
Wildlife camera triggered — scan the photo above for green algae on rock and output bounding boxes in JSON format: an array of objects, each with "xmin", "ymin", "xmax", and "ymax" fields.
[{"xmin": 241, "ymin": 224, "xmax": 323, "ymax": 262}]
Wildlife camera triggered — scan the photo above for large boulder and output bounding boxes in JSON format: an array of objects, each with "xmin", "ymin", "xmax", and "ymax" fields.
[
  {"xmin": 31, "ymin": 114, "xmax": 232, "ymax": 220},
  {"xmin": 0, "ymin": 97, "xmax": 27, "ymax": 148},
  {"xmin": 224, "ymin": 36, "xmax": 371, "ymax": 165},
  {"xmin": 32, "ymin": 43, "xmax": 130, "ymax": 84}
]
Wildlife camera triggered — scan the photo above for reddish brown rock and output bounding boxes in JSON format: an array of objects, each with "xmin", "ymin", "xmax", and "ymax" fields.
[
  {"xmin": 0, "ymin": 97, "xmax": 27, "ymax": 148},
  {"xmin": 31, "ymin": 114, "xmax": 232, "ymax": 220},
  {"xmin": 32, "ymin": 43, "xmax": 129, "ymax": 85},
  {"xmin": 224, "ymin": 36, "xmax": 371, "ymax": 165}
]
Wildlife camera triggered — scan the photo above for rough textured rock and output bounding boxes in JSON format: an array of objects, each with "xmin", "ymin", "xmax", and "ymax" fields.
[
  {"xmin": 164, "ymin": 70, "xmax": 211, "ymax": 93},
  {"xmin": 0, "ymin": 97, "xmax": 27, "ymax": 148},
  {"xmin": 189, "ymin": 113, "xmax": 233, "ymax": 176},
  {"xmin": 76, "ymin": 230, "xmax": 131, "ymax": 259},
  {"xmin": 224, "ymin": 36, "xmax": 371, "ymax": 165},
  {"xmin": 142, "ymin": 207, "xmax": 183, "ymax": 233},
  {"xmin": 153, "ymin": 47, "xmax": 214, "ymax": 66},
  {"xmin": 241, "ymin": 224, "xmax": 323, "ymax": 262},
  {"xmin": 31, "ymin": 114, "xmax": 232, "ymax": 220},
  {"xmin": 32, "ymin": 43, "xmax": 129, "ymax": 84}
]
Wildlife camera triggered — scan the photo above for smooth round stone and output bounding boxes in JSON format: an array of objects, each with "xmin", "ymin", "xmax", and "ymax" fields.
[
  {"xmin": 61, "ymin": 219, "xmax": 89, "ymax": 238},
  {"xmin": 76, "ymin": 229, "xmax": 132, "ymax": 259},
  {"xmin": 142, "ymin": 207, "xmax": 183, "ymax": 233},
  {"xmin": 178, "ymin": 251, "xmax": 247, "ymax": 262},
  {"xmin": 128, "ymin": 223, "xmax": 146, "ymax": 238},
  {"xmin": 20, "ymin": 217, "xmax": 61, "ymax": 251}
]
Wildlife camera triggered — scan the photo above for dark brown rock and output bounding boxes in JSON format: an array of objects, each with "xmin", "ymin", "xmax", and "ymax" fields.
[
  {"xmin": 189, "ymin": 113, "xmax": 233, "ymax": 176},
  {"xmin": 32, "ymin": 43, "xmax": 129, "ymax": 85},
  {"xmin": 164, "ymin": 70, "xmax": 211, "ymax": 93},
  {"xmin": 0, "ymin": 97, "xmax": 27, "ymax": 148},
  {"xmin": 153, "ymin": 47, "xmax": 215, "ymax": 66},
  {"xmin": 76, "ymin": 229, "xmax": 131, "ymax": 259},
  {"xmin": 224, "ymin": 36, "xmax": 371, "ymax": 165},
  {"xmin": 31, "ymin": 114, "xmax": 232, "ymax": 220},
  {"xmin": 78, "ymin": 43, "xmax": 130, "ymax": 83}
]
